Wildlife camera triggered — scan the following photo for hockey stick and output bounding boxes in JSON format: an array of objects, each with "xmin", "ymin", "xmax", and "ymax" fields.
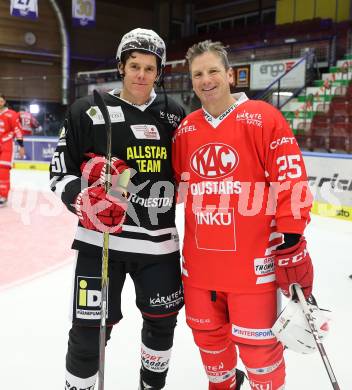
[
  {"xmin": 94, "ymin": 90, "xmax": 130, "ymax": 390},
  {"xmin": 93, "ymin": 89, "xmax": 111, "ymax": 390},
  {"xmin": 293, "ymin": 285, "xmax": 341, "ymax": 390}
]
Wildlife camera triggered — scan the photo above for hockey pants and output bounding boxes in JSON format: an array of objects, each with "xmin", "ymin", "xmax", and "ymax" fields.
[{"xmin": 0, "ymin": 139, "xmax": 13, "ymax": 199}]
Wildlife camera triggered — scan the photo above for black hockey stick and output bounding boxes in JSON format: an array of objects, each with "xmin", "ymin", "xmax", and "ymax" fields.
[
  {"xmin": 93, "ymin": 90, "xmax": 112, "ymax": 390},
  {"xmin": 293, "ymin": 285, "xmax": 341, "ymax": 390}
]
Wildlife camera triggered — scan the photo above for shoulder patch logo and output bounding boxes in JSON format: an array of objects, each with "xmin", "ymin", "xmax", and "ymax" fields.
[
  {"xmin": 190, "ymin": 143, "xmax": 239, "ymax": 179},
  {"xmin": 57, "ymin": 125, "xmax": 67, "ymax": 146},
  {"xmin": 86, "ymin": 105, "xmax": 125, "ymax": 124},
  {"xmin": 88, "ymin": 107, "xmax": 97, "ymax": 117},
  {"xmin": 59, "ymin": 126, "xmax": 67, "ymax": 139}
]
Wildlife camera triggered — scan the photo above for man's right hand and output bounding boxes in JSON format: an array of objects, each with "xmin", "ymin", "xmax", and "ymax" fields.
[
  {"xmin": 80, "ymin": 153, "xmax": 129, "ymax": 188},
  {"xmin": 74, "ymin": 186, "xmax": 127, "ymax": 233}
]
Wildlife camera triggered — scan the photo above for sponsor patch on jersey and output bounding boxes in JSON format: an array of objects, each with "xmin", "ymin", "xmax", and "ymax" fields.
[
  {"xmin": 160, "ymin": 110, "xmax": 182, "ymax": 128},
  {"xmin": 254, "ymin": 256, "xmax": 275, "ymax": 275},
  {"xmin": 130, "ymin": 124, "xmax": 160, "ymax": 140},
  {"xmin": 232, "ymin": 324, "xmax": 275, "ymax": 340},
  {"xmin": 75, "ymin": 276, "xmax": 108, "ymax": 320},
  {"xmin": 173, "ymin": 121, "xmax": 197, "ymax": 142},
  {"xmin": 127, "ymin": 193, "xmax": 173, "ymax": 208},
  {"xmin": 190, "ymin": 180, "xmax": 242, "ymax": 195},
  {"xmin": 194, "ymin": 207, "xmax": 236, "ymax": 251},
  {"xmin": 190, "ymin": 143, "xmax": 239, "ymax": 179},
  {"xmin": 236, "ymin": 110, "xmax": 263, "ymax": 127},
  {"xmin": 86, "ymin": 105, "xmax": 125, "ymax": 124},
  {"xmin": 270, "ymin": 136, "xmax": 296, "ymax": 149}
]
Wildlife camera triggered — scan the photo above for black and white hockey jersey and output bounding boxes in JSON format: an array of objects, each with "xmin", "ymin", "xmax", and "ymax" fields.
[{"xmin": 50, "ymin": 90, "xmax": 185, "ymax": 262}]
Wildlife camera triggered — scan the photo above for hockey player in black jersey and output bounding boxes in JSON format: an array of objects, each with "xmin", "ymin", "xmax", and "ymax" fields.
[{"xmin": 50, "ymin": 28, "xmax": 185, "ymax": 390}]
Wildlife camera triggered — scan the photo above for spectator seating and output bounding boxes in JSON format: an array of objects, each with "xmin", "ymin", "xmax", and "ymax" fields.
[
  {"xmin": 293, "ymin": 95, "xmax": 352, "ymax": 153},
  {"xmin": 310, "ymin": 112, "xmax": 331, "ymax": 150}
]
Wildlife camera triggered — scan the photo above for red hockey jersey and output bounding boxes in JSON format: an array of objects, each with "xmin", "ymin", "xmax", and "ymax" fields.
[
  {"xmin": 0, "ymin": 108, "xmax": 23, "ymax": 144},
  {"xmin": 172, "ymin": 93, "xmax": 312, "ymax": 293},
  {"xmin": 19, "ymin": 111, "xmax": 39, "ymax": 135}
]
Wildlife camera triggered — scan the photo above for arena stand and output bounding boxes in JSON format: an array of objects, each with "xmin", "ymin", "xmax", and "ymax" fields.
[
  {"xmin": 283, "ymin": 56, "xmax": 352, "ymax": 154},
  {"xmin": 163, "ymin": 18, "xmax": 352, "ymax": 154},
  {"xmin": 73, "ymin": 18, "xmax": 352, "ymax": 155}
]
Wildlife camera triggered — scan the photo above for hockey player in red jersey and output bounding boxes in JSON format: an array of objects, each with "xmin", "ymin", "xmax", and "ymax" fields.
[
  {"xmin": 0, "ymin": 94, "xmax": 25, "ymax": 207},
  {"xmin": 172, "ymin": 41, "xmax": 314, "ymax": 389},
  {"xmin": 18, "ymin": 108, "xmax": 41, "ymax": 135}
]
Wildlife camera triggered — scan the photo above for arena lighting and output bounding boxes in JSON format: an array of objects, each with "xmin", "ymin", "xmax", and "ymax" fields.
[
  {"xmin": 272, "ymin": 92, "xmax": 294, "ymax": 97},
  {"xmin": 29, "ymin": 104, "xmax": 40, "ymax": 114}
]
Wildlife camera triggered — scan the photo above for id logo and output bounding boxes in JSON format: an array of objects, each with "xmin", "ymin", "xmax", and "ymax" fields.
[
  {"xmin": 190, "ymin": 143, "xmax": 239, "ymax": 179},
  {"xmin": 75, "ymin": 276, "xmax": 108, "ymax": 320}
]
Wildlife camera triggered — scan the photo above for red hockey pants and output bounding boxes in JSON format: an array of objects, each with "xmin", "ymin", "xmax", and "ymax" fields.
[{"xmin": 184, "ymin": 284, "xmax": 286, "ymax": 390}]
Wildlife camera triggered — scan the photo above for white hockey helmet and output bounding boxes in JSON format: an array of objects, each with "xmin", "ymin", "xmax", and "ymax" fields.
[
  {"xmin": 272, "ymin": 298, "xmax": 330, "ymax": 354},
  {"xmin": 116, "ymin": 28, "xmax": 166, "ymax": 68}
]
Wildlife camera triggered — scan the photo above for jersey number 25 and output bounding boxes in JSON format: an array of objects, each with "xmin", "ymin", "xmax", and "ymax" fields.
[{"xmin": 276, "ymin": 154, "xmax": 302, "ymax": 181}]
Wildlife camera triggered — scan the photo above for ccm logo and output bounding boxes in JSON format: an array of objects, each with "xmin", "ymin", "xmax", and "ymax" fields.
[
  {"xmin": 278, "ymin": 249, "xmax": 307, "ymax": 266},
  {"xmin": 190, "ymin": 143, "xmax": 239, "ymax": 179}
]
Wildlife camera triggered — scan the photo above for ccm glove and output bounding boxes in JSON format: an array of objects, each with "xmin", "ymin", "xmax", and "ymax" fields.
[
  {"xmin": 80, "ymin": 152, "xmax": 129, "ymax": 188},
  {"xmin": 274, "ymin": 236, "xmax": 313, "ymax": 298},
  {"xmin": 75, "ymin": 186, "xmax": 127, "ymax": 233}
]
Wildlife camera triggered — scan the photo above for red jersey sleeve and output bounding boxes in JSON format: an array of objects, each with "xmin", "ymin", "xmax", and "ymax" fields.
[
  {"xmin": 261, "ymin": 102, "xmax": 312, "ymax": 234},
  {"xmin": 10, "ymin": 110, "xmax": 24, "ymax": 140}
]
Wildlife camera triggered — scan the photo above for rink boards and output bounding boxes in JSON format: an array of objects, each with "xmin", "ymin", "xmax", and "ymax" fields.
[{"xmin": 12, "ymin": 137, "xmax": 352, "ymax": 222}]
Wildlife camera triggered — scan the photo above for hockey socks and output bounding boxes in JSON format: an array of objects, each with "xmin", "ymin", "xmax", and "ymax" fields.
[{"xmin": 65, "ymin": 370, "xmax": 96, "ymax": 390}]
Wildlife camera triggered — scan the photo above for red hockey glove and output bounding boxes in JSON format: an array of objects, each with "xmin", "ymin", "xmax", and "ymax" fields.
[
  {"xmin": 80, "ymin": 153, "xmax": 129, "ymax": 188},
  {"xmin": 74, "ymin": 186, "xmax": 127, "ymax": 233},
  {"xmin": 274, "ymin": 237, "xmax": 313, "ymax": 298}
]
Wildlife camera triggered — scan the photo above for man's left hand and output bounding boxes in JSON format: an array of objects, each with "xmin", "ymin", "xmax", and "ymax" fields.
[
  {"xmin": 274, "ymin": 237, "xmax": 313, "ymax": 298},
  {"xmin": 18, "ymin": 146, "xmax": 25, "ymax": 159}
]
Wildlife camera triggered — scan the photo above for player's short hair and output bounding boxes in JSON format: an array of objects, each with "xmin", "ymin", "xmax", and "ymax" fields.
[
  {"xmin": 120, "ymin": 50, "xmax": 161, "ymax": 72},
  {"xmin": 185, "ymin": 40, "xmax": 230, "ymax": 70}
]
